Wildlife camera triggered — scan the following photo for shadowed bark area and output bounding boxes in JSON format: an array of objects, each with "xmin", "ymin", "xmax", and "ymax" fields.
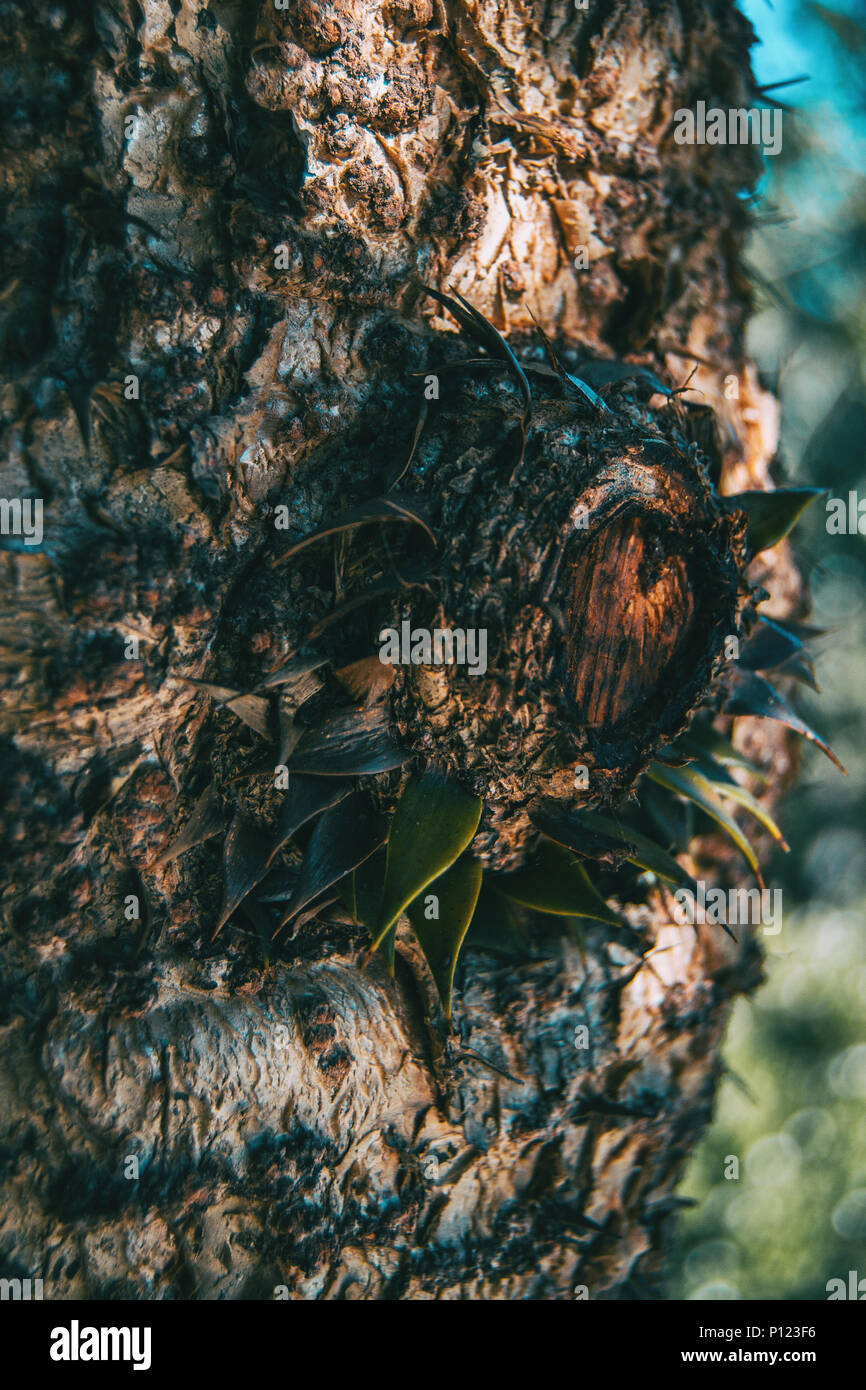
[{"xmin": 0, "ymin": 1, "xmax": 800, "ymax": 1299}]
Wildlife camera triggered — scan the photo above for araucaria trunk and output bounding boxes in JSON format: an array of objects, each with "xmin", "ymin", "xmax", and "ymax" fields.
[{"xmin": 1, "ymin": 1, "xmax": 822, "ymax": 1300}]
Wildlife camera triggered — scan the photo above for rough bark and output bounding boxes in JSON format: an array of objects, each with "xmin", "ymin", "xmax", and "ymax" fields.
[{"xmin": 1, "ymin": 0, "xmax": 798, "ymax": 1299}]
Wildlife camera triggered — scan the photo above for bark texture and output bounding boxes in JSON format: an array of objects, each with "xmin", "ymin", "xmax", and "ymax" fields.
[{"xmin": 1, "ymin": 0, "xmax": 798, "ymax": 1299}]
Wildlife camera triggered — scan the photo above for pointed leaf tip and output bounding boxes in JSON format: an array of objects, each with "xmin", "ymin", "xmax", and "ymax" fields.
[
  {"xmin": 491, "ymin": 839, "xmax": 623, "ymax": 927},
  {"xmin": 420, "ymin": 283, "xmax": 532, "ymax": 430},
  {"xmin": 370, "ymin": 772, "xmax": 483, "ymax": 950},
  {"xmin": 215, "ymin": 810, "xmax": 271, "ymax": 937},
  {"xmin": 724, "ymin": 670, "xmax": 846, "ymax": 773},
  {"xmin": 670, "ymin": 743, "xmax": 789, "ymax": 851},
  {"xmin": 537, "ymin": 805, "xmax": 697, "ymax": 890},
  {"xmin": 647, "ymin": 761, "xmax": 764, "ymax": 885},
  {"xmin": 339, "ymin": 847, "xmax": 396, "ymax": 968},
  {"xmin": 150, "ymin": 783, "xmax": 224, "ymax": 871},
  {"xmin": 739, "ymin": 616, "xmax": 804, "ymax": 673},
  {"xmin": 726, "ymin": 487, "xmax": 824, "ymax": 557},
  {"xmin": 266, "ymin": 775, "xmax": 352, "ymax": 869},
  {"xmin": 407, "ymin": 855, "xmax": 483, "ymax": 1017},
  {"xmin": 288, "ymin": 704, "xmax": 409, "ymax": 777},
  {"xmin": 276, "ymin": 792, "xmax": 388, "ymax": 932}
]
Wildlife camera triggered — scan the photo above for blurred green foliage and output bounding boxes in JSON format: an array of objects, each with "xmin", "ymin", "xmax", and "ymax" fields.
[{"xmin": 672, "ymin": 0, "xmax": 866, "ymax": 1300}]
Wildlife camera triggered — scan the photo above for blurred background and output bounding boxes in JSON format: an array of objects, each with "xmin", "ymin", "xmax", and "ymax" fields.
[{"xmin": 671, "ymin": 0, "xmax": 866, "ymax": 1299}]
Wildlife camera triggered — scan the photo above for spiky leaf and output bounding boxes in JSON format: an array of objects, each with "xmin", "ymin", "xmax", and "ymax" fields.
[
  {"xmin": 677, "ymin": 722, "xmax": 766, "ymax": 777},
  {"xmin": 528, "ymin": 306, "xmax": 611, "ymax": 413},
  {"xmin": 530, "ymin": 801, "xmax": 635, "ymax": 869},
  {"xmin": 216, "ymin": 810, "xmax": 271, "ymax": 937},
  {"xmin": 288, "ymin": 705, "xmax": 409, "ymax": 776},
  {"xmin": 370, "ymin": 773, "xmax": 482, "ymax": 950},
  {"xmin": 776, "ymin": 649, "xmax": 820, "ymax": 691},
  {"xmin": 463, "ymin": 885, "xmax": 527, "ymax": 957},
  {"xmin": 257, "ymin": 870, "xmax": 299, "ymax": 902},
  {"xmin": 646, "ymin": 761, "xmax": 763, "ymax": 882},
  {"xmin": 669, "ymin": 746, "xmax": 788, "ymax": 850},
  {"xmin": 769, "ymin": 617, "xmax": 830, "ymax": 642},
  {"xmin": 739, "ymin": 616, "xmax": 804, "ymax": 672},
  {"xmin": 178, "ymin": 676, "xmax": 238, "ymax": 702},
  {"xmin": 726, "ymin": 487, "xmax": 823, "ymax": 557},
  {"xmin": 266, "ymin": 776, "xmax": 351, "ymax": 869},
  {"xmin": 419, "ymin": 284, "xmax": 531, "ymax": 430},
  {"xmin": 407, "ymin": 855, "xmax": 483, "ymax": 1017},
  {"xmin": 640, "ymin": 778, "xmax": 694, "ymax": 850},
  {"xmin": 544, "ymin": 806, "xmax": 697, "ymax": 889},
  {"xmin": 255, "ymin": 653, "xmax": 329, "ymax": 691},
  {"xmin": 151, "ymin": 783, "xmax": 224, "ymax": 869},
  {"xmin": 710, "ymin": 779, "xmax": 789, "ymax": 851},
  {"xmin": 723, "ymin": 669, "xmax": 846, "ymax": 772},
  {"xmin": 178, "ymin": 678, "xmax": 272, "ymax": 738},
  {"xmin": 576, "ymin": 358, "xmax": 671, "ymax": 398},
  {"xmin": 277, "ymin": 792, "xmax": 388, "ymax": 930},
  {"xmin": 223, "ymin": 693, "xmax": 272, "ymax": 739},
  {"xmin": 339, "ymin": 850, "xmax": 395, "ymax": 971},
  {"xmin": 491, "ymin": 840, "xmax": 623, "ymax": 925}
]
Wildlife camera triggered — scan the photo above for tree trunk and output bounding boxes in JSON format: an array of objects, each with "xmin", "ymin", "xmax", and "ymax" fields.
[{"xmin": 1, "ymin": 0, "xmax": 799, "ymax": 1300}]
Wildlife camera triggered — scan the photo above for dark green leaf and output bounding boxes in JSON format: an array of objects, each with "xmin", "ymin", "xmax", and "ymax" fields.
[
  {"xmin": 739, "ymin": 616, "xmax": 803, "ymax": 672},
  {"xmin": 490, "ymin": 840, "xmax": 623, "ymax": 926},
  {"xmin": 257, "ymin": 870, "xmax": 299, "ymax": 902},
  {"xmin": 770, "ymin": 616, "xmax": 831, "ymax": 642},
  {"xmin": 370, "ymin": 773, "xmax": 482, "ymax": 950},
  {"xmin": 240, "ymin": 897, "xmax": 277, "ymax": 964},
  {"xmin": 277, "ymin": 793, "xmax": 388, "ymax": 930},
  {"xmin": 669, "ymin": 743, "xmax": 788, "ymax": 849},
  {"xmin": 676, "ymin": 721, "xmax": 767, "ymax": 777},
  {"xmin": 646, "ymin": 761, "xmax": 763, "ymax": 882},
  {"xmin": 278, "ymin": 707, "xmax": 303, "ymax": 764},
  {"xmin": 546, "ymin": 807, "xmax": 696, "ymax": 889},
  {"xmin": 339, "ymin": 849, "xmax": 395, "ymax": 970},
  {"xmin": 776, "ymin": 649, "xmax": 820, "ymax": 691},
  {"xmin": 723, "ymin": 670, "xmax": 846, "ymax": 772},
  {"xmin": 725, "ymin": 487, "xmax": 824, "ymax": 557},
  {"xmin": 530, "ymin": 801, "xmax": 636, "ymax": 868},
  {"xmin": 215, "ymin": 810, "xmax": 271, "ymax": 937},
  {"xmin": 407, "ymin": 855, "xmax": 483, "ymax": 1017},
  {"xmin": 710, "ymin": 779, "xmax": 789, "ymax": 850},
  {"xmin": 266, "ymin": 776, "xmax": 352, "ymax": 868},
  {"xmin": 639, "ymin": 778, "xmax": 693, "ymax": 850},
  {"xmin": 463, "ymin": 885, "xmax": 528, "ymax": 957},
  {"xmin": 288, "ymin": 705, "xmax": 409, "ymax": 776}
]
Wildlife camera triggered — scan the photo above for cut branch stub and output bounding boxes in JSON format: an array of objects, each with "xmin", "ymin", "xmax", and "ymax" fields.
[
  {"xmin": 568, "ymin": 512, "xmax": 695, "ymax": 727},
  {"xmin": 563, "ymin": 445, "xmax": 743, "ymax": 763}
]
